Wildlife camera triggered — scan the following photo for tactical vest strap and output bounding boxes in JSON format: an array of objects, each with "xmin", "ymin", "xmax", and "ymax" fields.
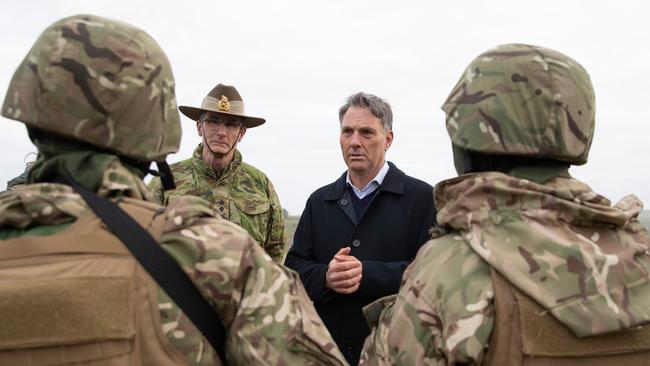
[
  {"xmin": 0, "ymin": 202, "xmax": 186, "ymax": 365},
  {"xmin": 57, "ymin": 175, "xmax": 228, "ymax": 365},
  {"xmin": 481, "ymin": 268, "xmax": 523, "ymax": 365}
]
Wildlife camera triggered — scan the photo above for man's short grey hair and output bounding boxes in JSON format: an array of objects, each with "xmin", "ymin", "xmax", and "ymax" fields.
[{"xmin": 338, "ymin": 92, "xmax": 393, "ymax": 131}]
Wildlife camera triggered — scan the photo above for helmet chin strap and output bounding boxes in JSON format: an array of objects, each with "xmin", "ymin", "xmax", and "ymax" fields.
[{"xmin": 153, "ymin": 161, "xmax": 176, "ymax": 190}]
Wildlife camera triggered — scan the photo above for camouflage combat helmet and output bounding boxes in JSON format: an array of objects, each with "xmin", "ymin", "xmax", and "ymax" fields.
[
  {"xmin": 442, "ymin": 43, "xmax": 595, "ymax": 165},
  {"xmin": 1, "ymin": 14, "xmax": 181, "ymax": 162}
]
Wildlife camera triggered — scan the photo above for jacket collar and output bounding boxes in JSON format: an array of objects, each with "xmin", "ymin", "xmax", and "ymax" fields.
[{"xmin": 324, "ymin": 161, "xmax": 404, "ymax": 201}]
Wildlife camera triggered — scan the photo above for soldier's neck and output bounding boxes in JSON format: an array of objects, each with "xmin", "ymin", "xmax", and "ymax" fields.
[{"xmin": 201, "ymin": 147, "xmax": 234, "ymax": 178}]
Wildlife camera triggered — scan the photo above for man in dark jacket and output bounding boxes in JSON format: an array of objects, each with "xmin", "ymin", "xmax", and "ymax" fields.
[{"xmin": 285, "ymin": 92, "xmax": 436, "ymax": 365}]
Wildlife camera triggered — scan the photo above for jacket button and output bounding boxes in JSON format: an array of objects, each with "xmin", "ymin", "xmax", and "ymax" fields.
[
  {"xmin": 340, "ymin": 199, "xmax": 348, "ymax": 206},
  {"xmin": 352, "ymin": 239, "xmax": 361, "ymax": 247}
]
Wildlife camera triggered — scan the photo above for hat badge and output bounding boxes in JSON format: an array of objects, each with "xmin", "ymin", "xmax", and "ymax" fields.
[{"xmin": 217, "ymin": 95, "xmax": 230, "ymax": 111}]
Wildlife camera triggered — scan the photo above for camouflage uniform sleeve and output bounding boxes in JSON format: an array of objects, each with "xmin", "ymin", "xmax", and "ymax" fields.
[
  {"xmin": 161, "ymin": 196, "xmax": 347, "ymax": 366},
  {"xmin": 359, "ymin": 236, "xmax": 494, "ymax": 366},
  {"xmin": 146, "ymin": 176, "xmax": 165, "ymax": 205},
  {"xmin": 264, "ymin": 178, "xmax": 286, "ymax": 263}
]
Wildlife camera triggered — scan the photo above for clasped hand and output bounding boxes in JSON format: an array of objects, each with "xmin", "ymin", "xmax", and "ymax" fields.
[{"xmin": 325, "ymin": 247, "xmax": 362, "ymax": 294}]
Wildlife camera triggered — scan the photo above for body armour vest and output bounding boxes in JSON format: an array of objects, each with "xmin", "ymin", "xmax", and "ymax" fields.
[
  {"xmin": 0, "ymin": 199, "xmax": 188, "ymax": 365},
  {"xmin": 483, "ymin": 269, "xmax": 650, "ymax": 366}
]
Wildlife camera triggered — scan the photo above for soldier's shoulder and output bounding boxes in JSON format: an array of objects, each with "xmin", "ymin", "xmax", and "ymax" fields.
[
  {"xmin": 166, "ymin": 158, "xmax": 199, "ymax": 195},
  {"xmin": 407, "ymin": 233, "xmax": 491, "ymax": 301},
  {"xmin": 169, "ymin": 157, "xmax": 194, "ymax": 174},
  {"xmin": 239, "ymin": 161, "xmax": 270, "ymax": 182},
  {"xmin": 0, "ymin": 182, "xmax": 81, "ymax": 207},
  {"xmin": 371, "ymin": 233, "xmax": 493, "ymax": 365},
  {"xmin": 0, "ymin": 183, "xmax": 87, "ymax": 229},
  {"xmin": 234, "ymin": 162, "xmax": 273, "ymax": 196}
]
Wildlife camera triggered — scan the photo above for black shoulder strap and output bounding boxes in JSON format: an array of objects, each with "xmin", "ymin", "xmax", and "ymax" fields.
[{"xmin": 57, "ymin": 175, "xmax": 228, "ymax": 365}]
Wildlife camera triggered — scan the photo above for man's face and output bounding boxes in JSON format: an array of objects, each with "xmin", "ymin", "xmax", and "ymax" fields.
[
  {"xmin": 197, "ymin": 112, "xmax": 246, "ymax": 155},
  {"xmin": 340, "ymin": 106, "xmax": 393, "ymax": 177}
]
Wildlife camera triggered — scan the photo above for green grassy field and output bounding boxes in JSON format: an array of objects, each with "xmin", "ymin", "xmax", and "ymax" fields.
[{"xmin": 284, "ymin": 215, "xmax": 300, "ymax": 248}]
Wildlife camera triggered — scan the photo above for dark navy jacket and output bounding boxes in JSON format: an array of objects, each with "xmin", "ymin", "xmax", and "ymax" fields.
[{"xmin": 284, "ymin": 162, "xmax": 436, "ymax": 364}]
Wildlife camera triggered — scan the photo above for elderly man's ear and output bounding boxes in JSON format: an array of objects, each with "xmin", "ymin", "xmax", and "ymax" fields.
[{"xmin": 238, "ymin": 127, "xmax": 247, "ymax": 142}]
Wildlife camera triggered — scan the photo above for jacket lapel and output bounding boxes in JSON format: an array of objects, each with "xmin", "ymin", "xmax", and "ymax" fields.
[
  {"xmin": 338, "ymin": 190, "xmax": 357, "ymax": 225},
  {"xmin": 324, "ymin": 172, "xmax": 358, "ymax": 226},
  {"xmin": 378, "ymin": 162, "xmax": 405, "ymax": 195}
]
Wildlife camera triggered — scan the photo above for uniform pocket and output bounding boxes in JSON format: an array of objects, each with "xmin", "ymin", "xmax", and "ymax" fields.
[
  {"xmin": 231, "ymin": 192, "xmax": 271, "ymax": 244},
  {"xmin": 232, "ymin": 192, "xmax": 270, "ymax": 216}
]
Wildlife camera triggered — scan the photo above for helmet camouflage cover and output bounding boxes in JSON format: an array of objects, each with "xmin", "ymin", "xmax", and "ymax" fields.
[
  {"xmin": 1, "ymin": 14, "xmax": 181, "ymax": 162},
  {"xmin": 442, "ymin": 43, "xmax": 595, "ymax": 165}
]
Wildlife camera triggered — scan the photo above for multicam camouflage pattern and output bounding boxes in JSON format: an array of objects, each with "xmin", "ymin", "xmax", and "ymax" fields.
[
  {"xmin": 360, "ymin": 172, "xmax": 650, "ymax": 365},
  {"xmin": 0, "ymin": 156, "xmax": 154, "ymax": 236},
  {"xmin": 1, "ymin": 14, "xmax": 343, "ymax": 365},
  {"xmin": 0, "ymin": 159, "xmax": 347, "ymax": 365},
  {"xmin": 1, "ymin": 14, "xmax": 181, "ymax": 162},
  {"xmin": 442, "ymin": 43, "xmax": 595, "ymax": 165},
  {"xmin": 149, "ymin": 144, "xmax": 286, "ymax": 263},
  {"xmin": 360, "ymin": 232, "xmax": 493, "ymax": 365},
  {"xmin": 438, "ymin": 173, "xmax": 650, "ymax": 337},
  {"xmin": 360, "ymin": 44, "xmax": 650, "ymax": 365}
]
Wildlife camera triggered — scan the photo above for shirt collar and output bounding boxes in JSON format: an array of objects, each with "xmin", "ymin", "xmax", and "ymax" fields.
[{"xmin": 346, "ymin": 161, "xmax": 389, "ymax": 194}]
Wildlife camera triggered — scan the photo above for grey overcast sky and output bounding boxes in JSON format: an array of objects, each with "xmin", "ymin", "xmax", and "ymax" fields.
[{"xmin": 1, "ymin": 0, "xmax": 649, "ymax": 214}]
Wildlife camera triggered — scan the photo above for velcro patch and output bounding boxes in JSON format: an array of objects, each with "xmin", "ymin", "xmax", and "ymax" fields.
[
  {"xmin": 0, "ymin": 277, "xmax": 135, "ymax": 350},
  {"xmin": 517, "ymin": 291, "xmax": 650, "ymax": 356}
]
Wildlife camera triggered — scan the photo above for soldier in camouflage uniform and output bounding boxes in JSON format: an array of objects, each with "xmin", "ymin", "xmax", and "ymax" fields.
[
  {"xmin": 360, "ymin": 44, "xmax": 650, "ymax": 365},
  {"xmin": 149, "ymin": 84, "xmax": 286, "ymax": 263},
  {"xmin": 0, "ymin": 14, "xmax": 346, "ymax": 365}
]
